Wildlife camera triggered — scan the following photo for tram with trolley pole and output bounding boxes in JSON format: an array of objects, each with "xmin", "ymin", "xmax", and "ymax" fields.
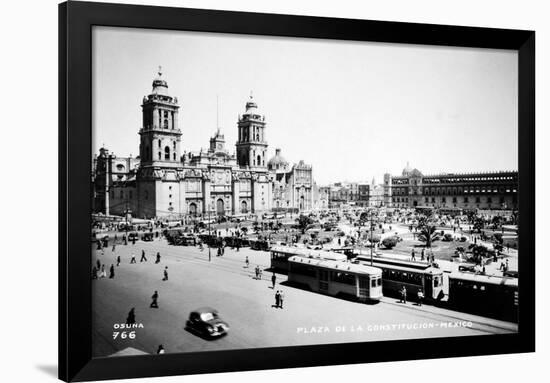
[
  {"xmin": 270, "ymin": 245, "xmax": 347, "ymax": 272},
  {"xmin": 447, "ymin": 271, "xmax": 518, "ymax": 322},
  {"xmin": 287, "ymin": 255, "xmax": 383, "ymax": 302},
  {"xmin": 352, "ymin": 255, "xmax": 444, "ymax": 302}
]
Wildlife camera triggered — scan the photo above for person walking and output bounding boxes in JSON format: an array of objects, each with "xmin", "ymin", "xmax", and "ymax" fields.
[
  {"xmin": 155, "ymin": 252, "xmax": 161, "ymax": 264},
  {"xmin": 411, "ymin": 248, "xmax": 416, "ymax": 261},
  {"xmin": 275, "ymin": 290, "xmax": 280, "ymax": 308},
  {"xmin": 279, "ymin": 291, "xmax": 285, "ymax": 309},
  {"xmin": 400, "ymin": 285, "xmax": 407, "ymax": 304},
  {"xmin": 417, "ymin": 288, "xmax": 424, "ymax": 306},
  {"xmin": 100, "ymin": 264, "xmax": 107, "ymax": 278},
  {"xmin": 140, "ymin": 250, "xmax": 148, "ymax": 262},
  {"xmin": 132, "ymin": 235, "xmax": 136, "ymax": 245},
  {"xmin": 157, "ymin": 344, "xmax": 165, "ymax": 354},
  {"xmin": 254, "ymin": 265, "xmax": 259, "ymax": 279},
  {"xmin": 126, "ymin": 308, "xmax": 136, "ymax": 325},
  {"xmin": 163, "ymin": 266, "xmax": 169, "ymax": 281},
  {"xmin": 109, "ymin": 264, "xmax": 115, "ymax": 279},
  {"xmin": 123, "ymin": 234, "xmax": 128, "ymax": 245},
  {"xmin": 150, "ymin": 290, "xmax": 159, "ymax": 308},
  {"xmin": 245, "ymin": 256, "xmax": 249, "ymax": 268},
  {"xmin": 130, "ymin": 254, "xmax": 136, "ymax": 264},
  {"xmin": 271, "ymin": 273, "xmax": 276, "ymax": 289},
  {"xmin": 421, "ymin": 248, "xmax": 425, "ymax": 261},
  {"xmin": 117, "ymin": 255, "xmax": 121, "ymax": 267}
]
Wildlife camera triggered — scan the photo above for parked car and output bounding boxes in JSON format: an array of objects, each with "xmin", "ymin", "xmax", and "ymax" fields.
[{"xmin": 186, "ymin": 307, "xmax": 229, "ymax": 338}]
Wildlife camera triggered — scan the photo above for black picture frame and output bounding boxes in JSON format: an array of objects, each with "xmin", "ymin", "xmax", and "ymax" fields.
[{"xmin": 59, "ymin": 1, "xmax": 535, "ymax": 381}]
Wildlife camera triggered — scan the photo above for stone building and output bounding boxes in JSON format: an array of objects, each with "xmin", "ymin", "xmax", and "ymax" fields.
[
  {"xmin": 267, "ymin": 148, "xmax": 317, "ymax": 212},
  {"xmin": 388, "ymin": 162, "xmax": 518, "ymax": 211},
  {"xmin": 93, "ymin": 69, "xmax": 319, "ymax": 219}
]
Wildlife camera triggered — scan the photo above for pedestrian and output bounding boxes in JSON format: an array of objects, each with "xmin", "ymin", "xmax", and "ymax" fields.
[
  {"xmin": 100, "ymin": 264, "xmax": 107, "ymax": 278},
  {"xmin": 271, "ymin": 273, "xmax": 276, "ymax": 289},
  {"xmin": 163, "ymin": 266, "xmax": 169, "ymax": 281},
  {"xmin": 279, "ymin": 290, "xmax": 285, "ymax": 309},
  {"xmin": 157, "ymin": 344, "xmax": 165, "ymax": 354},
  {"xmin": 258, "ymin": 268, "xmax": 263, "ymax": 280},
  {"xmin": 130, "ymin": 254, "xmax": 136, "ymax": 264},
  {"xmin": 109, "ymin": 264, "xmax": 115, "ymax": 279},
  {"xmin": 155, "ymin": 252, "xmax": 161, "ymax": 264},
  {"xmin": 417, "ymin": 288, "xmax": 424, "ymax": 306},
  {"xmin": 245, "ymin": 256, "xmax": 249, "ymax": 268},
  {"xmin": 92, "ymin": 266, "xmax": 98, "ymax": 280},
  {"xmin": 114, "ymin": 234, "xmax": 118, "ymax": 244},
  {"xmin": 132, "ymin": 235, "xmax": 136, "ymax": 245},
  {"xmin": 400, "ymin": 285, "xmax": 407, "ymax": 304},
  {"xmin": 275, "ymin": 290, "xmax": 280, "ymax": 308},
  {"xmin": 126, "ymin": 308, "xmax": 136, "ymax": 325},
  {"xmin": 140, "ymin": 250, "xmax": 148, "ymax": 262},
  {"xmin": 117, "ymin": 255, "xmax": 121, "ymax": 267},
  {"xmin": 411, "ymin": 248, "xmax": 416, "ymax": 261},
  {"xmin": 255, "ymin": 265, "xmax": 259, "ymax": 279},
  {"xmin": 421, "ymin": 248, "xmax": 425, "ymax": 261},
  {"xmin": 150, "ymin": 290, "xmax": 159, "ymax": 308}
]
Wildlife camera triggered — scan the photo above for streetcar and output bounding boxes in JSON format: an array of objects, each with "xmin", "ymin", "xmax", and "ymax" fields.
[
  {"xmin": 270, "ymin": 245, "xmax": 347, "ymax": 272},
  {"xmin": 447, "ymin": 272, "xmax": 518, "ymax": 322},
  {"xmin": 352, "ymin": 255, "xmax": 444, "ymax": 301},
  {"xmin": 287, "ymin": 255, "xmax": 383, "ymax": 302}
]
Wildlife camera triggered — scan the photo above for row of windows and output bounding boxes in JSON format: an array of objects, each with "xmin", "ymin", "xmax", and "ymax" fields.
[{"xmin": 393, "ymin": 186, "xmax": 517, "ymax": 196}]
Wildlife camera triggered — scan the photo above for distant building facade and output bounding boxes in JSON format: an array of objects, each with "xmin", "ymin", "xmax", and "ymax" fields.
[
  {"xmin": 388, "ymin": 162, "xmax": 518, "ymax": 210},
  {"xmin": 92, "ymin": 70, "xmax": 318, "ymax": 219}
]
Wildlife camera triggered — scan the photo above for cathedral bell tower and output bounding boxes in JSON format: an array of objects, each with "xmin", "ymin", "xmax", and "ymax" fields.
[
  {"xmin": 139, "ymin": 67, "xmax": 181, "ymax": 167},
  {"xmin": 236, "ymin": 93, "xmax": 268, "ymax": 168}
]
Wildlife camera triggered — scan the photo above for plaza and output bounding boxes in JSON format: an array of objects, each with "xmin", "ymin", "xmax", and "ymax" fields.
[{"xmin": 92, "ymin": 223, "xmax": 517, "ymax": 357}]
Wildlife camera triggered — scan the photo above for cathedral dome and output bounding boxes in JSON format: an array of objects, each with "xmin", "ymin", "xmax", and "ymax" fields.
[
  {"xmin": 243, "ymin": 93, "xmax": 262, "ymax": 117},
  {"xmin": 268, "ymin": 148, "xmax": 289, "ymax": 170},
  {"xmin": 402, "ymin": 161, "xmax": 413, "ymax": 176},
  {"xmin": 409, "ymin": 168, "xmax": 423, "ymax": 178},
  {"xmin": 151, "ymin": 67, "xmax": 169, "ymax": 96}
]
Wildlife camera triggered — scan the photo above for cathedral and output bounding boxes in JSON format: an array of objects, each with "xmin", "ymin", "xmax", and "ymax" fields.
[{"xmin": 92, "ymin": 69, "xmax": 319, "ymax": 219}]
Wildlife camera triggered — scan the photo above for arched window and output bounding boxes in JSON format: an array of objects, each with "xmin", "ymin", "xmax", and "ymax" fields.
[
  {"xmin": 158, "ymin": 151, "xmax": 161, "ymax": 160},
  {"xmin": 257, "ymin": 155, "xmax": 261, "ymax": 166},
  {"xmin": 158, "ymin": 139, "xmax": 161, "ymax": 148},
  {"xmin": 164, "ymin": 146, "xmax": 170, "ymax": 160}
]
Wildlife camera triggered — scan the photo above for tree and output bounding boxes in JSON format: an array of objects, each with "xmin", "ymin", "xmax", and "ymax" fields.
[
  {"xmin": 296, "ymin": 214, "xmax": 313, "ymax": 234},
  {"xmin": 382, "ymin": 236, "xmax": 398, "ymax": 249},
  {"xmin": 417, "ymin": 225, "xmax": 440, "ymax": 248}
]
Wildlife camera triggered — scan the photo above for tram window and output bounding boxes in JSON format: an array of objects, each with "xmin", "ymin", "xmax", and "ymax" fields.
[
  {"xmin": 434, "ymin": 276, "xmax": 440, "ymax": 287},
  {"xmin": 480, "ymin": 285, "xmax": 485, "ymax": 291},
  {"xmin": 377, "ymin": 278, "xmax": 382, "ymax": 286},
  {"xmin": 332, "ymin": 271, "xmax": 355, "ymax": 285},
  {"xmin": 371, "ymin": 279, "xmax": 376, "ymax": 288},
  {"xmin": 472, "ymin": 285, "xmax": 478, "ymax": 290}
]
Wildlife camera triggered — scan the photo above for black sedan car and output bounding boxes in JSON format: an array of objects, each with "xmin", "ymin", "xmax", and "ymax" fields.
[{"xmin": 185, "ymin": 307, "xmax": 229, "ymax": 338}]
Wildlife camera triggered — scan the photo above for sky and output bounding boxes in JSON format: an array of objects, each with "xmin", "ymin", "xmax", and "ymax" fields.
[{"xmin": 92, "ymin": 26, "xmax": 518, "ymax": 185}]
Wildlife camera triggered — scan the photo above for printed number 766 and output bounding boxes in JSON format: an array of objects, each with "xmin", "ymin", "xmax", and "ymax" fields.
[{"xmin": 113, "ymin": 331, "xmax": 136, "ymax": 339}]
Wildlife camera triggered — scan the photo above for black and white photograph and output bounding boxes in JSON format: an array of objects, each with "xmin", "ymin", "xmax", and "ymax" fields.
[{"xmin": 91, "ymin": 26, "xmax": 520, "ymax": 357}]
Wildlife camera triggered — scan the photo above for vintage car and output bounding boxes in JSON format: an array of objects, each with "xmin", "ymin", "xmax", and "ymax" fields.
[{"xmin": 185, "ymin": 307, "xmax": 229, "ymax": 338}]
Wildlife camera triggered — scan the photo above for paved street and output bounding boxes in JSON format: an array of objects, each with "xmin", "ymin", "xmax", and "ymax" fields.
[{"xmin": 92, "ymin": 239, "xmax": 517, "ymax": 357}]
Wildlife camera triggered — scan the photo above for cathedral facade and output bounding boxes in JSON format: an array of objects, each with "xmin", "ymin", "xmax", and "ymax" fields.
[{"xmin": 92, "ymin": 70, "xmax": 317, "ymax": 219}]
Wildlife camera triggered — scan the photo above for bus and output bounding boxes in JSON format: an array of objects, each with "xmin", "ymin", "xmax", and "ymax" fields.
[
  {"xmin": 270, "ymin": 245, "xmax": 348, "ymax": 272},
  {"xmin": 287, "ymin": 256, "xmax": 383, "ymax": 302},
  {"xmin": 448, "ymin": 272, "xmax": 518, "ymax": 322},
  {"xmin": 352, "ymin": 255, "xmax": 444, "ymax": 301}
]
